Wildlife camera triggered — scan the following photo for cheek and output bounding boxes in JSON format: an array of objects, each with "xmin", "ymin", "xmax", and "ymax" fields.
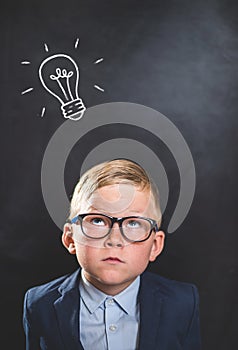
[
  {"xmin": 76, "ymin": 245, "xmax": 91, "ymax": 267},
  {"xmin": 127, "ymin": 244, "xmax": 153, "ymax": 268},
  {"xmin": 75, "ymin": 245, "xmax": 96, "ymax": 267}
]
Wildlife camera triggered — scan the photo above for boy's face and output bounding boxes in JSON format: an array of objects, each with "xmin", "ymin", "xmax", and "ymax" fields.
[{"xmin": 62, "ymin": 184, "xmax": 165, "ymax": 295}]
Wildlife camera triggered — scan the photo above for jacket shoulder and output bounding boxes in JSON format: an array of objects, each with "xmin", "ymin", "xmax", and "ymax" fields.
[
  {"xmin": 141, "ymin": 271, "xmax": 199, "ymax": 303},
  {"xmin": 25, "ymin": 269, "xmax": 80, "ymax": 307}
]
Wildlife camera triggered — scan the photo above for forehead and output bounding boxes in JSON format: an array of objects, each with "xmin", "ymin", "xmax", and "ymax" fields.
[{"xmin": 81, "ymin": 183, "xmax": 158, "ymax": 218}]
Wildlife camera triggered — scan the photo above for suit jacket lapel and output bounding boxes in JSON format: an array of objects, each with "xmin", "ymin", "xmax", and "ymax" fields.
[
  {"xmin": 53, "ymin": 269, "xmax": 167, "ymax": 350},
  {"xmin": 138, "ymin": 272, "xmax": 164, "ymax": 350},
  {"xmin": 54, "ymin": 269, "xmax": 84, "ymax": 350}
]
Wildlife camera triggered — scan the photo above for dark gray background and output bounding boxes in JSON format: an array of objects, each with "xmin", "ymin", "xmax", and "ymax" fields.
[{"xmin": 1, "ymin": 0, "xmax": 237, "ymax": 349}]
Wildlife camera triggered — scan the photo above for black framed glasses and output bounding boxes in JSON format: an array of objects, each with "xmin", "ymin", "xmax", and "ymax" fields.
[{"xmin": 69, "ymin": 213, "xmax": 160, "ymax": 243}]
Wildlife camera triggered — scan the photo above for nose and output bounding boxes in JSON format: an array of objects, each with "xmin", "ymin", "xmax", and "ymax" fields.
[{"xmin": 104, "ymin": 223, "xmax": 124, "ymax": 248}]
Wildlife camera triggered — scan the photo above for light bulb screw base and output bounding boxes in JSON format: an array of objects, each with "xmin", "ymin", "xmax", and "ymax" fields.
[{"xmin": 61, "ymin": 98, "xmax": 86, "ymax": 121}]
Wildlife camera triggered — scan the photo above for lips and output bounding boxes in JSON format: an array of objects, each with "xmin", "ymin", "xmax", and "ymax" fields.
[{"xmin": 102, "ymin": 257, "xmax": 124, "ymax": 263}]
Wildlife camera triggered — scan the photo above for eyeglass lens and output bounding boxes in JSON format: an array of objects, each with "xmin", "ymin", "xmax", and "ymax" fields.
[{"xmin": 80, "ymin": 214, "xmax": 152, "ymax": 241}]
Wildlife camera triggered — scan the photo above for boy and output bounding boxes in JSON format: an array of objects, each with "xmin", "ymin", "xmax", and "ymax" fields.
[{"xmin": 23, "ymin": 159, "xmax": 201, "ymax": 350}]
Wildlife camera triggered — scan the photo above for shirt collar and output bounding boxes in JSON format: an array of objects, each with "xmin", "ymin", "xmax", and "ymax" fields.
[{"xmin": 79, "ymin": 270, "xmax": 140, "ymax": 316}]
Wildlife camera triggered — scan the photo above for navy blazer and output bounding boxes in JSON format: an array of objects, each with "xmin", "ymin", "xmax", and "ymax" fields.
[{"xmin": 23, "ymin": 269, "xmax": 201, "ymax": 350}]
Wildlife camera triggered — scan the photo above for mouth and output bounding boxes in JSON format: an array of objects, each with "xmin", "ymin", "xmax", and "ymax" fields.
[{"xmin": 102, "ymin": 257, "xmax": 125, "ymax": 264}]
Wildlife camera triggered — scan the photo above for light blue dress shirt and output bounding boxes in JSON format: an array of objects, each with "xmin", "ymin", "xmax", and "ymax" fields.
[{"xmin": 79, "ymin": 270, "xmax": 140, "ymax": 350}]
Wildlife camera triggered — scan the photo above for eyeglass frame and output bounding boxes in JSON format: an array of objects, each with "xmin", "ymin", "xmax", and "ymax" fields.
[{"xmin": 68, "ymin": 212, "xmax": 161, "ymax": 243}]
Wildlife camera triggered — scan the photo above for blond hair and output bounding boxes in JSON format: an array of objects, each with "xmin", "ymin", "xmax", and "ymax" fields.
[{"xmin": 69, "ymin": 159, "xmax": 161, "ymax": 221}]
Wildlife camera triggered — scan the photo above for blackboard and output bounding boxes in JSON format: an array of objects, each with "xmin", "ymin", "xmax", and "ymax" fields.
[{"xmin": 1, "ymin": 0, "xmax": 237, "ymax": 348}]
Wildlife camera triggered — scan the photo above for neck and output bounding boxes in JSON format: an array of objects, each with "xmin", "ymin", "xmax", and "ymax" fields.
[{"xmin": 82, "ymin": 270, "xmax": 136, "ymax": 296}]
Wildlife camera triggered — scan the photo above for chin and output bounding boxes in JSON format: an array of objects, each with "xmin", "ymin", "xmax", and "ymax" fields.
[{"xmin": 98, "ymin": 271, "xmax": 126, "ymax": 284}]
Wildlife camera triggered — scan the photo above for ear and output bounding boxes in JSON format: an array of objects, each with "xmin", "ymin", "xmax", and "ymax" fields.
[
  {"xmin": 62, "ymin": 223, "xmax": 76, "ymax": 255},
  {"xmin": 149, "ymin": 230, "xmax": 165, "ymax": 262}
]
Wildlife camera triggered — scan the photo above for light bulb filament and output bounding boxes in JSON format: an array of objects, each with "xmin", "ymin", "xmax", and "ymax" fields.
[{"xmin": 50, "ymin": 68, "xmax": 74, "ymax": 102}]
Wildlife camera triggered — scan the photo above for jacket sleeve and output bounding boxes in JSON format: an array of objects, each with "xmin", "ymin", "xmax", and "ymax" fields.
[
  {"xmin": 23, "ymin": 290, "xmax": 40, "ymax": 350},
  {"xmin": 183, "ymin": 285, "xmax": 202, "ymax": 350}
]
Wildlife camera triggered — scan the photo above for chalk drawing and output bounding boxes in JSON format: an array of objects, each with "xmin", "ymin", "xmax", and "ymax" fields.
[
  {"xmin": 74, "ymin": 38, "xmax": 80, "ymax": 49},
  {"xmin": 21, "ymin": 87, "xmax": 34, "ymax": 95},
  {"xmin": 41, "ymin": 107, "xmax": 46, "ymax": 117},
  {"xmin": 94, "ymin": 84, "xmax": 105, "ymax": 92},
  {"xmin": 94, "ymin": 58, "xmax": 104, "ymax": 64},
  {"xmin": 39, "ymin": 54, "xmax": 86, "ymax": 120},
  {"xmin": 21, "ymin": 38, "xmax": 104, "ymax": 119}
]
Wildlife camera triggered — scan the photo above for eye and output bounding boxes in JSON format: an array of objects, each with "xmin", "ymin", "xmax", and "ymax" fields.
[
  {"xmin": 90, "ymin": 217, "xmax": 107, "ymax": 226},
  {"xmin": 126, "ymin": 219, "xmax": 141, "ymax": 228}
]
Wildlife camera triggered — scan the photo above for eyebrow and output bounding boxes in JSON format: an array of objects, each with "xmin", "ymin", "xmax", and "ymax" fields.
[
  {"xmin": 87, "ymin": 206, "xmax": 146, "ymax": 216},
  {"xmin": 88, "ymin": 206, "xmax": 105, "ymax": 212}
]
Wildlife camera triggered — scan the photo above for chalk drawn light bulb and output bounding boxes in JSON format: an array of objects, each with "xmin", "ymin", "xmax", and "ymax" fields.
[{"xmin": 39, "ymin": 54, "xmax": 86, "ymax": 120}]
